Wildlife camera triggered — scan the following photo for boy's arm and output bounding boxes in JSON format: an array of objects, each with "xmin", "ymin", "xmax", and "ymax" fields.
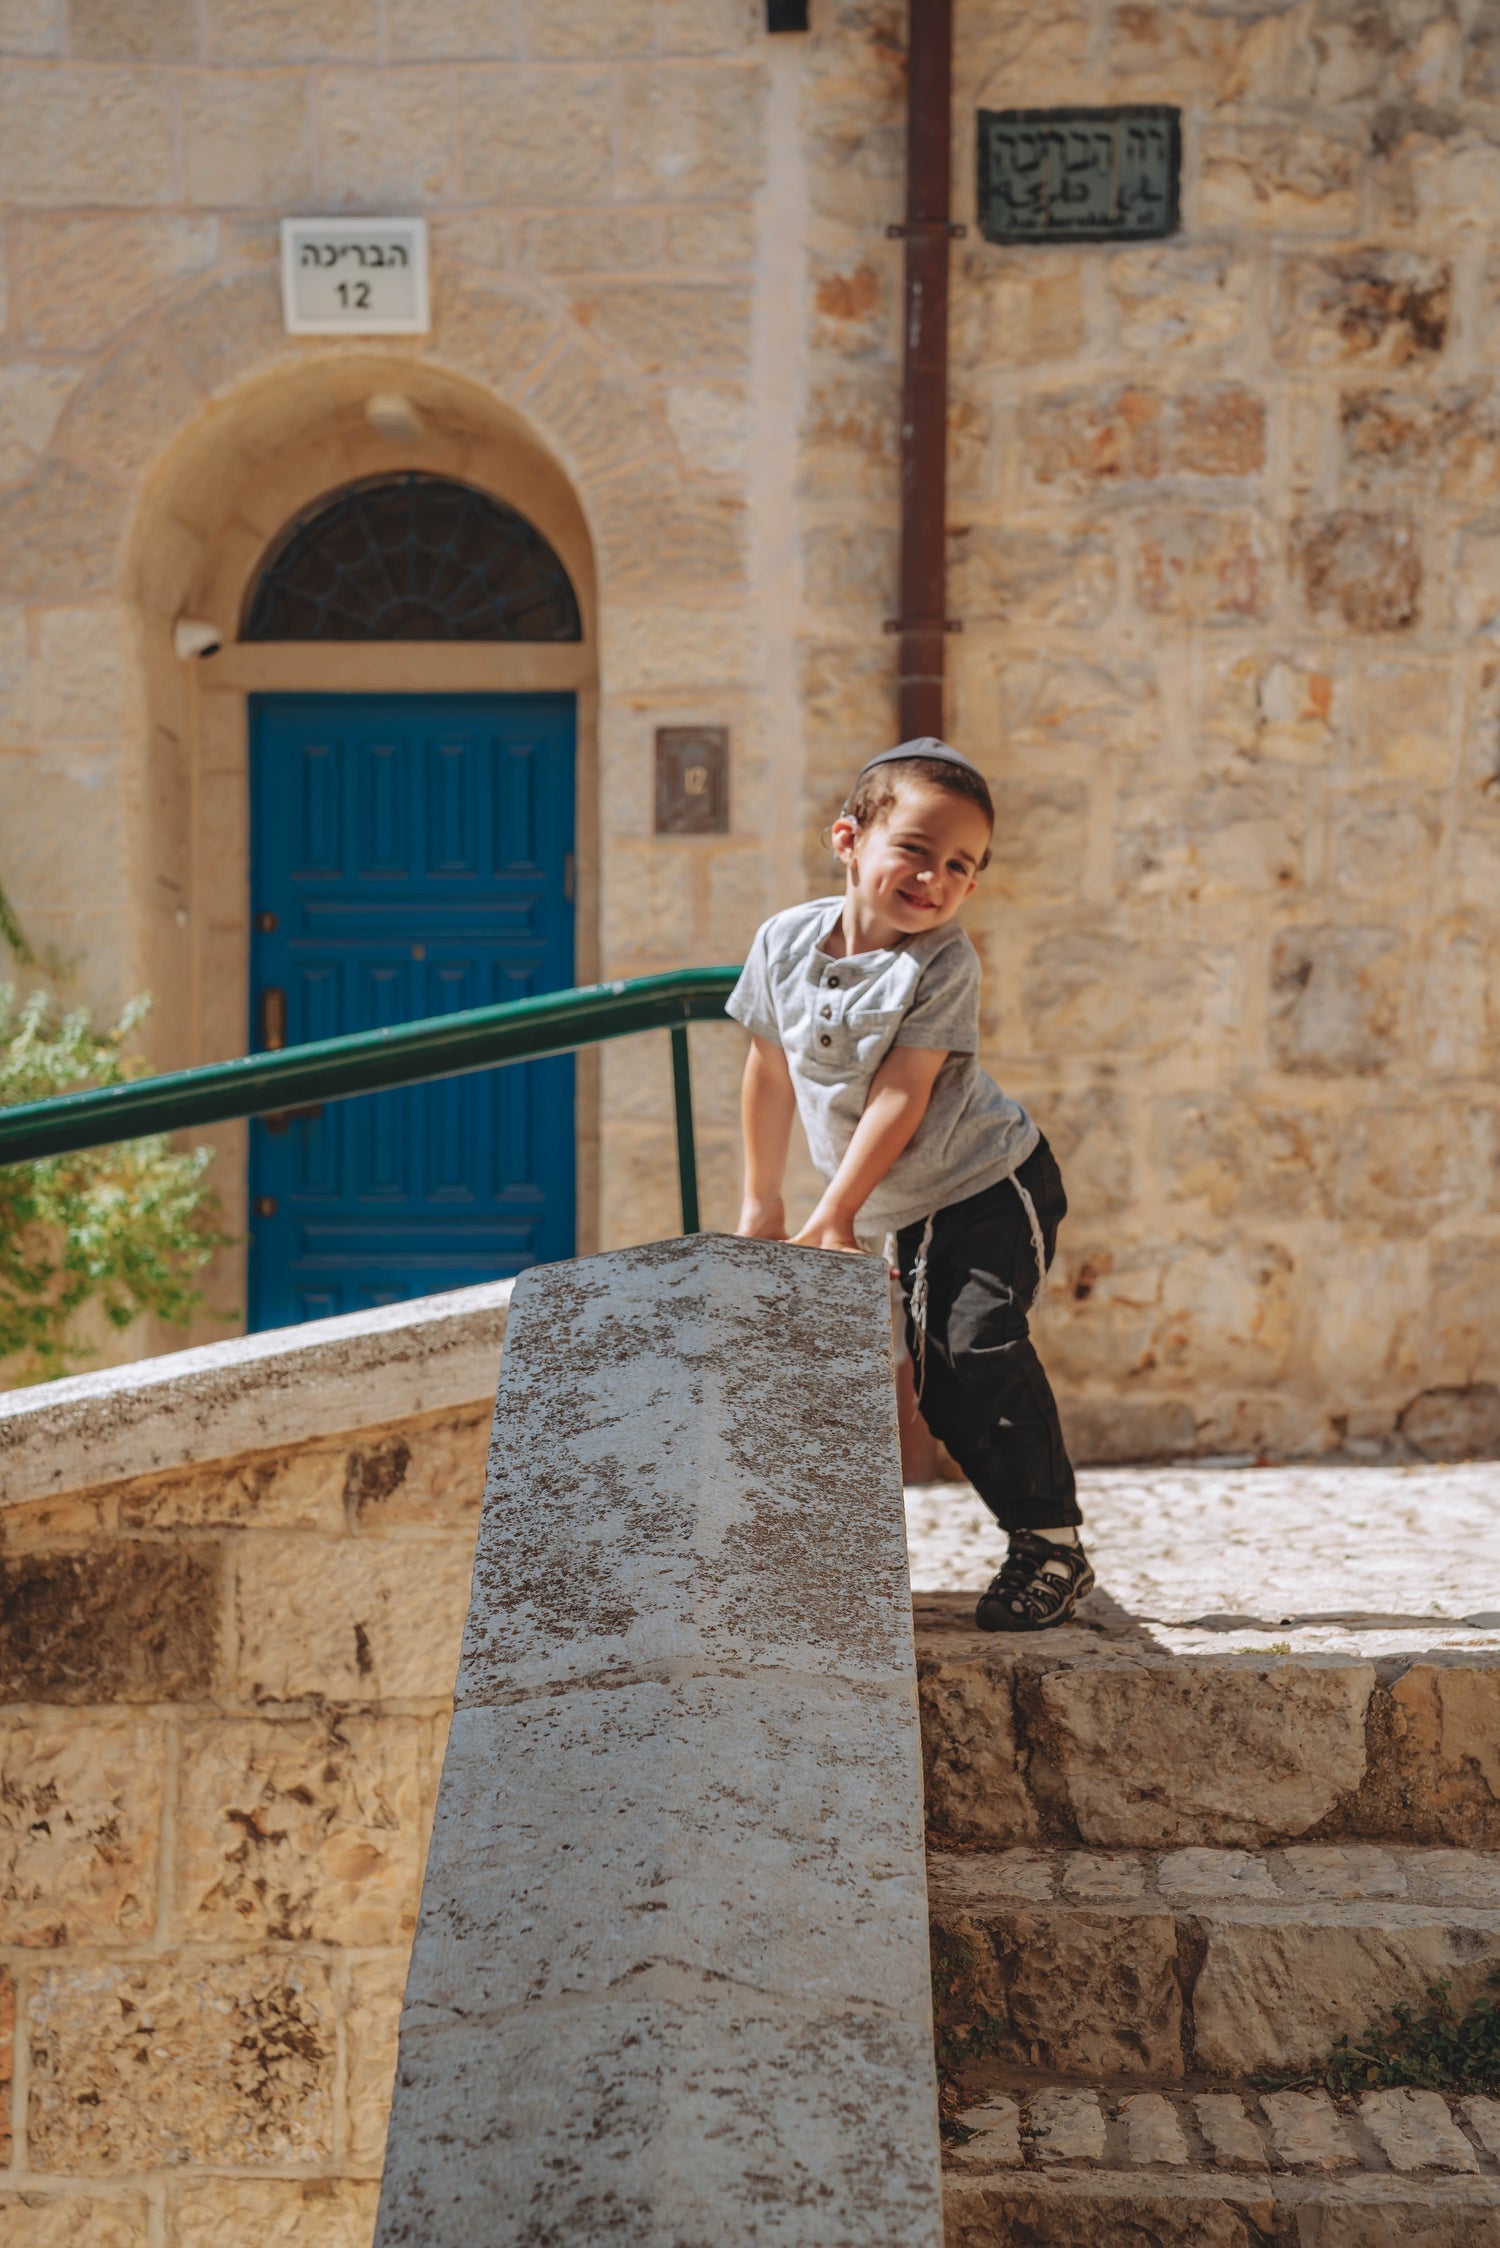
[
  {"xmin": 737, "ymin": 1034, "xmax": 796, "ymax": 1239},
  {"xmin": 793, "ymin": 1045, "xmax": 948, "ymax": 1253}
]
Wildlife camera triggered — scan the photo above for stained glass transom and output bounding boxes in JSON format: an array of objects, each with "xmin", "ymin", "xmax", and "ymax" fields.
[{"xmin": 242, "ymin": 473, "xmax": 582, "ymax": 642}]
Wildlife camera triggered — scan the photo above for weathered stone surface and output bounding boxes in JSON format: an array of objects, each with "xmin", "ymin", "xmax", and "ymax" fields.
[
  {"xmin": 344, "ymin": 1406, "xmax": 488, "ymax": 1529},
  {"xmin": 387, "ymin": 0, "xmax": 516, "ymax": 57},
  {"xmin": 1122, "ymin": 2093, "xmax": 1190, "ymax": 2165},
  {"xmin": 0, "ymin": 1546, "xmax": 219, "ymax": 1703},
  {"xmin": 1361, "ymin": 2088, "xmax": 1479, "ymax": 2173},
  {"xmin": 317, "ymin": 68, "xmax": 457, "ymax": 206},
  {"xmin": 0, "ymin": 463, "xmax": 124, "ymax": 599},
  {"xmin": 1137, "ymin": 509, "xmax": 1271, "ymax": 622},
  {"xmin": 1463, "ymin": 2097, "xmax": 1500, "ymax": 2157},
  {"xmin": 0, "ymin": 1279, "xmax": 511, "ymax": 1507},
  {"xmin": 952, "ymin": 2095, "xmax": 1021, "ymax": 2167},
  {"xmin": 0, "ymin": 68, "xmax": 177, "ymax": 204},
  {"xmin": 71, "ymin": 0, "xmax": 198, "ymax": 60},
  {"xmin": 1027, "ymin": 2089, "xmax": 1106, "ymax": 2163},
  {"xmin": 0, "ymin": 1719, "xmax": 161, "ymax": 1945},
  {"xmin": 27, "ymin": 1957, "xmax": 335, "ymax": 2167},
  {"xmin": 180, "ymin": 72, "xmax": 314, "ymax": 204},
  {"xmin": 0, "ymin": 1967, "xmax": 13, "ymax": 2159},
  {"xmin": 346, "ymin": 1950, "xmax": 406, "ymax": 2165},
  {"xmin": 0, "ymin": 2199, "xmax": 149, "ymax": 2247},
  {"xmin": 169, "ymin": 2179, "xmax": 381, "ymax": 2248},
  {"xmin": 1196, "ymin": 1916, "xmax": 1500, "ymax": 2075},
  {"xmin": 1063, "ymin": 1854, "xmax": 1146, "ymax": 1901},
  {"xmin": 0, "ymin": 364, "xmax": 81, "ymax": 483},
  {"xmin": 1199, "ymin": 124, "xmax": 1361, "ymax": 233},
  {"xmin": 618, "ymin": 61, "xmax": 765, "ymax": 200},
  {"xmin": 1022, "ymin": 385, "xmax": 1265, "ymax": 491},
  {"xmin": 1398, "ymin": 1386, "xmax": 1500, "ymax": 1462},
  {"xmin": 235, "ymin": 1537, "xmax": 472, "ymax": 1703},
  {"xmin": 176, "ymin": 1715, "xmax": 426, "ymax": 1944},
  {"xmin": 1269, "ymin": 926, "xmax": 1404, "ymax": 1075},
  {"xmin": 1274, "ymin": 249, "xmax": 1450, "ymax": 369},
  {"xmin": 1029, "ymin": 1656, "xmax": 1372, "ymax": 1848},
  {"xmin": 56, "ymin": 335, "xmax": 205, "ymax": 482},
  {"xmin": 1294, "ymin": 512, "xmax": 1422, "ymax": 631},
  {"xmin": 1259, "ymin": 2091, "xmax": 1358, "ymax": 2170},
  {"xmin": 1108, "ymin": 242, "xmax": 1252, "ymax": 360},
  {"xmin": 457, "ymin": 68, "xmax": 613, "ymax": 201},
  {"xmin": 1194, "ymin": 2094, "xmax": 1268, "ymax": 2170},
  {"xmin": 571, "ymin": 280, "xmax": 750, "ymax": 376},
  {"xmin": 376, "ymin": 1238, "xmax": 941, "ymax": 2248},
  {"xmin": 1021, "ymin": 928, "xmax": 1237, "ymax": 1062},
  {"xmin": 930, "ymin": 1886, "xmax": 1182, "ymax": 2075},
  {"xmin": 11, "ymin": 213, "xmax": 217, "ymax": 346},
  {"xmin": 1160, "ymin": 1850, "xmax": 1276, "ymax": 1900},
  {"xmin": 1280, "ymin": 1846, "xmax": 1405, "ymax": 1899},
  {"xmin": 1385, "ymin": 1664, "xmax": 1500, "ymax": 1845},
  {"xmin": 204, "ymin": 0, "xmax": 377, "ymax": 61},
  {"xmin": 156, "ymin": 270, "xmax": 297, "ymax": 395},
  {"xmin": 589, "ymin": 464, "xmax": 745, "ymax": 594},
  {"xmin": 993, "ymin": 651, "xmax": 1161, "ymax": 762},
  {"xmin": 950, "ymin": 524, "xmax": 1116, "ymax": 627}
]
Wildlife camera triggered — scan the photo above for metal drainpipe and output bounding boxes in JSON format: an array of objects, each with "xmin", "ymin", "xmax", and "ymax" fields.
[{"xmin": 889, "ymin": 0, "xmax": 958, "ymax": 741}]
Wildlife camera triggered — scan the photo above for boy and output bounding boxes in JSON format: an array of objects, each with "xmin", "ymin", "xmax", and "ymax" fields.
[{"xmin": 727, "ymin": 737, "xmax": 1091, "ymax": 1631}]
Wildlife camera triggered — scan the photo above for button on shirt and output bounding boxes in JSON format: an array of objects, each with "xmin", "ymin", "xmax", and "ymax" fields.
[{"xmin": 727, "ymin": 897, "xmax": 1037, "ymax": 1235}]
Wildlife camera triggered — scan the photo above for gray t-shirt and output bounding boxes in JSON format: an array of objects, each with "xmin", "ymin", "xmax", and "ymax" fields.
[{"xmin": 727, "ymin": 896, "xmax": 1037, "ymax": 1236}]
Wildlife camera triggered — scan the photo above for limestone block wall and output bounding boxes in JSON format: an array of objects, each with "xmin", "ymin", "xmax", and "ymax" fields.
[
  {"xmin": 0, "ymin": 1289, "xmax": 511, "ymax": 2246},
  {"xmin": 0, "ymin": 1405, "xmax": 483, "ymax": 2244},
  {"xmin": 0, "ymin": 0, "xmax": 1497, "ymax": 1451},
  {"xmin": 796, "ymin": 0, "xmax": 1500, "ymax": 1461}
]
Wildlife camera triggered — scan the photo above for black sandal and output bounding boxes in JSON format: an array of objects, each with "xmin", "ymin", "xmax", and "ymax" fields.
[{"xmin": 976, "ymin": 1528, "xmax": 1095, "ymax": 1633}]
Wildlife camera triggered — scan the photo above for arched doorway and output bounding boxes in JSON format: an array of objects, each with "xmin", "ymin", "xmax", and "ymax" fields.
[{"xmin": 244, "ymin": 473, "xmax": 581, "ymax": 1327}]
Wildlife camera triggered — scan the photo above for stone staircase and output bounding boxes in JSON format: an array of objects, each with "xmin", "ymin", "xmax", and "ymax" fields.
[{"xmin": 915, "ymin": 1590, "xmax": 1500, "ymax": 2245}]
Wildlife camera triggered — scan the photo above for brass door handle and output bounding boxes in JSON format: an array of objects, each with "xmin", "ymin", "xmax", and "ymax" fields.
[{"xmin": 260, "ymin": 986, "xmax": 286, "ymax": 1051}]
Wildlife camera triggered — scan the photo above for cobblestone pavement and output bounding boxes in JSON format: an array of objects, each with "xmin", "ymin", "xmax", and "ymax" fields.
[{"xmin": 905, "ymin": 1462, "xmax": 1500, "ymax": 1656}]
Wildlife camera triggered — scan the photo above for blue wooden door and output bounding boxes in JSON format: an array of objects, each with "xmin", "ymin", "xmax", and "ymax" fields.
[{"xmin": 248, "ymin": 692, "xmax": 575, "ymax": 1330}]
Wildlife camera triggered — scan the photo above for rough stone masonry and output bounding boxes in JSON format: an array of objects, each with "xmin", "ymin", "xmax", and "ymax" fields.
[
  {"xmin": 374, "ymin": 1234, "xmax": 944, "ymax": 2248},
  {"xmin": 0, "ymin": 1, "xmax": 1495, "ymax": 1457}
]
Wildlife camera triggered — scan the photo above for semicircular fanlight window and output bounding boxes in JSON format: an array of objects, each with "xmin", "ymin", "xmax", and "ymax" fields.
[{"xmin": 242, "ymin": 473, "xmax": 582, "ymax": 642}]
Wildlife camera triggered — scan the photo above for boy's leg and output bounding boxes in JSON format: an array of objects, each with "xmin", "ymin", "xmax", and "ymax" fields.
[{"xmin": 898, "ymin": 1142, "xmax": 1080, "ymax": 1534}]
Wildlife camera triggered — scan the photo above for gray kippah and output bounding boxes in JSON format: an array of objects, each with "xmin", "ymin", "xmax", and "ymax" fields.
[{"xmin": 855, "ymin": 736, "xmax": 982, "ymax": 782}]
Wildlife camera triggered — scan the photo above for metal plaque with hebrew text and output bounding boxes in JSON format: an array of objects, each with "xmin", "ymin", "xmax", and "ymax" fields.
[{"xmin": 977, "ymin": 106, "xmax": 1180, "ymax": 244}]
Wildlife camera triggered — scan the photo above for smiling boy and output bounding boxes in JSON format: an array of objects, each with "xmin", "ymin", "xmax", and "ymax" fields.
[{"xmin": 727, "ymin": 736, "xmax": 1091, "ymax": 1631}]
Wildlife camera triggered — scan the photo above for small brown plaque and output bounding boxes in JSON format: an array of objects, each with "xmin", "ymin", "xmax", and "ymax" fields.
[{"xmin": 654, "ymin": 726, "xmax": 729, "ymax": 836}]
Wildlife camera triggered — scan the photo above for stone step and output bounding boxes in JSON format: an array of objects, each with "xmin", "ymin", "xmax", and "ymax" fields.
[
  {"xmin": 944, "ymin": 2084, "xmax": 1500, "ymax": 2247},
  {"xmin": 929, "ymin": 1844, "xmax": 1500, "ymax": 2080},
  {"xmin": 915, "ymin": 1592, "xmax": 1500, "ymax": 1852}
]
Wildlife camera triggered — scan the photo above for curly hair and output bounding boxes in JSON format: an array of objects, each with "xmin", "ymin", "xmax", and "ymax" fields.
[{"xmin": 841, "ymin": 755, "xmax": 994, "ymax": 870}]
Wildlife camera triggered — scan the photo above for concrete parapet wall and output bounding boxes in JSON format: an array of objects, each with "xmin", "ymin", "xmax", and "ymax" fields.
[
  {"xmin": 0, "ymin": 1285, "xmax": 510, "ymax": 2245},
  {"xmin": 376, "ymin": 1235, "xmax": 943, "ymax": 2247}
]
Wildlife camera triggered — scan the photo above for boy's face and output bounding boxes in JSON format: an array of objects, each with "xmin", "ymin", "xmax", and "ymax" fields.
[{"xmin": 832, "ymin": 777, "xmax": 991, "ymax": 939}]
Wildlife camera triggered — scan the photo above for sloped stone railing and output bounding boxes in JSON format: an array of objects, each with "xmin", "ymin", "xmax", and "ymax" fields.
[{"xmin": 374, "ymin": 1236, "xmax": 944, "ymax": 2247}]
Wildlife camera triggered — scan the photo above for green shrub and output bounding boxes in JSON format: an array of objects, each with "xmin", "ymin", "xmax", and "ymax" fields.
[
  {"xmin": 0, "ymin": 982, "xmax": 232, "ymax": 1385},
  {"xmin": 1258, "ymin": 1974, "xmax": 1500, "ymax": 2096}
]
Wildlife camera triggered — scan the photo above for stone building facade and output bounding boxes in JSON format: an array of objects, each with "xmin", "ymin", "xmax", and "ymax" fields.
[{"xmin": 0, "ymin": 0, "xmax": 1496, "ymax": 1458}]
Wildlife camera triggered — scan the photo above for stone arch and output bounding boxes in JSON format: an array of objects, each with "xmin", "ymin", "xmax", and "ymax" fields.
[{"xmin": 108, "ymin": 321, "xmax": 627, "ymax": 1312}]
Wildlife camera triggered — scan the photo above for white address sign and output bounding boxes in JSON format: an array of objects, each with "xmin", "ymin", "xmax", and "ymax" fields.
[{"xmin": 280, "ymin": 217, "xmax": 430, "ymax": 336}]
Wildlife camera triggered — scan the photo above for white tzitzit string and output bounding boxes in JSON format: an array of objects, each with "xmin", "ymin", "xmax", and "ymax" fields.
[{"xmin": 905, "ymin": 1170, "xmax": 1049, "ymax": 1406}]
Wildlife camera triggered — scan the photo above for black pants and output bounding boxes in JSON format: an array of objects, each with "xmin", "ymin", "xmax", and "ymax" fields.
[{"xmin": 895, "ymin": 1137, "xmax": 1080, "ymax": 1533}]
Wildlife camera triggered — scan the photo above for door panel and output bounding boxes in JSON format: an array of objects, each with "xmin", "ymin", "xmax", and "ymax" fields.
[{"xmin": 249, "ymin": 692, "xmax": 575, "ymax": 1330}]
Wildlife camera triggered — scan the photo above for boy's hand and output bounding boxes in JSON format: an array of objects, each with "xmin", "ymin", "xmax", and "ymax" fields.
[
  {"xmin": 791, "ymin": 1210, "xmax": 862, "ymax": 1254},
  {"xmin": 737, "ymin": 1196, "xmax": 788, "ymax": 1240}
]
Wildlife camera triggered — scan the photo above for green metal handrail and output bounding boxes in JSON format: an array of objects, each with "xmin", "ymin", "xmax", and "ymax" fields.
[{"xmin": 0, "ymin": 966, "xmax": 742, "ymax": 1234}]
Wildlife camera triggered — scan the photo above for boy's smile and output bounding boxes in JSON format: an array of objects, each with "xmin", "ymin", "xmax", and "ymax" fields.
[{"xmin": 827, "ymin": 776, "xmax": 991, "ymax": 955}]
